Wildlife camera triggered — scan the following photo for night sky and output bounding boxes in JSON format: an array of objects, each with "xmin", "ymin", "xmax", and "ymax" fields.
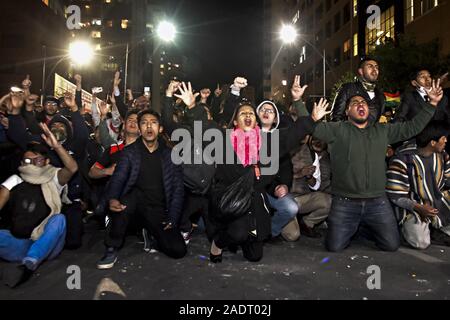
[{"xmin": 164, "ymin": 0, "xmax": 264, "ymax": 96}]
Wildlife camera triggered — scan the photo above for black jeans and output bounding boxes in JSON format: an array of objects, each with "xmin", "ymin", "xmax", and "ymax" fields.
[
  {"xmin": 326, "ymin": 196, "xmax": 400, "ymax": 252},
  {"xmin": 105, "ymin": 189, "xmax": 187, "ymax": 259},
  {"xmin": 214, "ymin": 214, "xmax": 264, "ymax": 262}
]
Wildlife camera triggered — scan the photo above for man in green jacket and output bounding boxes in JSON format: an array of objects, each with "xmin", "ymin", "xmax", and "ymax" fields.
[{"xmin": 313, "ymin": 80, "xmax": 444, "ymax": 252}]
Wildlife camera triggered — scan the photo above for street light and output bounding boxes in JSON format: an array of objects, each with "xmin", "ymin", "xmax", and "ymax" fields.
[
  {"xmin": 280, "ymin": 24, "xmax": 327, "ymax": 98},
  {"xmin": 280, "ymin": 24, "xmax": 297, "ymax": 44},
  {"xmin": 156, "ymin": 21, "xmax": 176, "ymax": 42},
  {"xmin": 69, "ymin": 41, "xmax": 94, "ymax": 66}
]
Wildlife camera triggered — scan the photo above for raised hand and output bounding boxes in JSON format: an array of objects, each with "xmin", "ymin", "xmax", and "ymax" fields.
[
  {"xmin": 113, "ymin": 71, "xmax": 121, "ymax": 88},
  {"xmin": 426, "ymin": 78, "xmax": 444, "ymax": 106},
  {"xmin": 291, "ymin": 75, "xmax": 308, "ymax": 101},
  {"xmin": 99, "ymin": 101, "xmax": 109, "ymax": 118},
  {"xmin": 311, "ymin": 98, "xmax": 331, "ymax": 122},
  {"xmin": 22, "ymin": 75, "xmax": 32, "ymax": 89},
  {"xmin": 10, "ymin": 92, "xmax": 25, "ymax": 114},
  {"xmin": 126, "ymin": 89, "xmax": 134, "ymax": 101},
  {"xmin": 39, "ymin": 122, "xmax": 61, "ymax": 149},
  {"xmin": 233, "ymin": 77, "xmax": 248, "ymax": 90},
  {"xmin": 74, "ymin": 74, "xmax": 82, "ymax": 85},
  {"xmin": 166, "ymin": 80, "xmax": 181, "ymax": 97},
  {"xmin": 174, "ymin": 82, "xmax": 199, "ymax": 108}
]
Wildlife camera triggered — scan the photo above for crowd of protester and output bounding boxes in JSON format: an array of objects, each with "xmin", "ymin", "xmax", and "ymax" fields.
[{"xmin": 0, "ymin": 57, "xmax": 449, "ymax": 288}]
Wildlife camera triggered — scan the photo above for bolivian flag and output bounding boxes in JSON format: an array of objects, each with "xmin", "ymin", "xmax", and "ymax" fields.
[{"xmin": 384, "ymin": 92, "xmax": 401, "ymax": 109}]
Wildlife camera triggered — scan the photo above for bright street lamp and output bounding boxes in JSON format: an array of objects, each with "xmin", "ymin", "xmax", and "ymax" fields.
[
  {"xmin": 156, "ymin": 21, "xmax": 176, "ymax": 42},
  {"xmin": 280, "ymin": 24, "xmax": 297, "ymax": 44},
  {"xmin": 280, "ymin": 23, "xmax": 327, "ymax": 98},
  {"xmin": 69, "ymin": 41, "xmax": 94, "ymax": 66}
]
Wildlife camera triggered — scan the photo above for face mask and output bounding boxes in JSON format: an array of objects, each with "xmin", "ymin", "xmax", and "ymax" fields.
[{"xmin": 417, "ymin": 86, "xmax": 427, "ymax": 95}]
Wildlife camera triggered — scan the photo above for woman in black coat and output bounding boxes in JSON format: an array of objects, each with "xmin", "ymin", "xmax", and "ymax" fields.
[{"xmin": 173, "ymin": 82, "xmax": 330, "ymax": 262}]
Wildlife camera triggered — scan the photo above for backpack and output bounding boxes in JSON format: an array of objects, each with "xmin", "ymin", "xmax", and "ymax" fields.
[{"xmin": 181, "ymin": 142, "xmax": 216, "ymax": 195}]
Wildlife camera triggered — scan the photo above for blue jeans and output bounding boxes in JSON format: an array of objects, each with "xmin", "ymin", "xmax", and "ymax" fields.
[
  {"xmin": 268, "ymin": 194, "xmax": 299, "ymax": 237},
  {"xmin": 0, "ymin": 214, "xmax": 66, "ymax": 270},
  {"xmin": 326, "ymin": 196, "xmax": 400, "ymax": 252}
]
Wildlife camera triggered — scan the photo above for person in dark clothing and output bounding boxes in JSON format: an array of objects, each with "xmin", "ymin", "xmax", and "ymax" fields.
[
  {"xmin": 312, "ymin": 80, "xmax": 444, "ymax": 253},
  {"xmin": 331, "ymin": 57, "xmax": 385, "ymax": 125},
  {"xmin": 6, "ymin": 92, "xmax": 90, "ymax": 249},
  {"xmin": 394, "ymin": 70, "xmax": 449, "ymax": 124},
  {"xmin": 172, "ymin": 80, "xmax": 330, "ymax": 263},
  {"xmin": 97, "ymin": 110, "xmax": 186, "ymax": 270}
]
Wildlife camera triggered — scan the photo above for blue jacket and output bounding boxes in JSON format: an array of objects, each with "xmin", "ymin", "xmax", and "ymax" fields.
[{"xmin": 107, "ymin": 139, "xmax": 184, "ymax": 226}]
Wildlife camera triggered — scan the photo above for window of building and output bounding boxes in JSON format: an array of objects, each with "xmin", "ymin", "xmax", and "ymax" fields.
[
  {"xmin": 353, "ymin": 33, "xmax": 358, "ymax": 56},
  {"xmin": 353, "ymin": 0, "xmax": 357, "ymax": 17},
  {"xmin": 343, "ymin": 39, "xmax": 351, "ymax": 61},
  {"xmin": 334, "ymin": 12, "xmax": 341, "ymax": 32},
  {"xmin": 334, "ymin": 46, "xmax": 341, "ymax": 66},
  {"xmin": 365, "ymin": 6, "xmax": 395, "ymax": 53},
  {"xmin": 92, "ymin": 19, "xmax": 102, "ymax": 26},
  {"xmin": 107, "ymin": 20, "xmax": 113, "ymax": 27},
  {"xmin": 121, "ymin": 19, "xmax": 129, "ymax": 29},
  {"xmin": 326, "ymin": 21, "xmax": 331, "ymax": 39},
  {"xmin": 300, "ymin": 45, "xmax": 307, "ymax": 64},
  {"xmin": 343, "ymin": 2, "xmax": 351, "ymax": 24},
  {"xmin": 422, "ymin": 0, "xmax": 439, "ymax": 14},
  {"xmin": 405, "ymin": 0, "xmax": 414, "ymax": 24},
  {"xmin": 91, "ymin": 31, "xmax": 101, "ymax": 38},
  {"xmin": 316, "ymin": 4, "xmax": 323, "ymax": 21}
]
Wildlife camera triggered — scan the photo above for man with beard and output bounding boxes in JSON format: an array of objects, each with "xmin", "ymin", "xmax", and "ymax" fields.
[
  {"xmin": 331, "ymin": 57, "xmax": 385, "ymax": 125},
  {"xmin": 312, "ymin": 80, "xmax": 444, "ymax": 252}
]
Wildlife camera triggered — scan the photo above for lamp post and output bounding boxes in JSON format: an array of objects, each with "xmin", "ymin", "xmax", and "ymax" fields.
[{"xmin": 280, "ymin": 24, "xmax": 327, "ymax": 98}]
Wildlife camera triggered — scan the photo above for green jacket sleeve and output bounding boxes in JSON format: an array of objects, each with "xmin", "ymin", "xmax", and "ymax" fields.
[
  {"xmin": 312, "ymin": 122, "xmax": 338, "ymax": 144},
  {"xmin": 386, "ymin": 100, "xmax": 436, "ymax": 144},
  {"xmin": 292, "ymin": 100, "xmax": 309, "ymax": 117}
]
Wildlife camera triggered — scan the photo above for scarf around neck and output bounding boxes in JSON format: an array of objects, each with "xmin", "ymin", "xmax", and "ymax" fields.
[
  {"xmin": 358, "ymin": 76, "xmax": 377, "ymax": 92},
  {"xmin": 19, "ymin": 164, "xmax": 61, "ymax": 240},
  {"xmin": 230, "ymin": 126, "xmax": 261, "ymax": 167}
]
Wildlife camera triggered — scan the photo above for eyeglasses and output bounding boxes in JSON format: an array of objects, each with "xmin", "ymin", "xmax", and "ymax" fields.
[
  {"xmin": 22, "ymin": 157, "xmax": 46, "ymax": 166},
  {"xmin": 260, "ymin": 108, "xmax": 275, "ymax": 114}
]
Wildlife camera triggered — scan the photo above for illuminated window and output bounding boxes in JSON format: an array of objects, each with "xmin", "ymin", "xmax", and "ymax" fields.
[
  {"xmin": 365, "ymin": 6, "xmax": 395, "ymax": 53},
  {"xmin": 91, "ymin": 31, "xmax": 102, "ymax": 38},
  {"xmin": 405, "ymin": 0, "xmax": 414, "ymax": 24},
  {"xmin": 92, "ymin": 19, "xmax": 102, "ymax": 26},
  {"xmin": 353, "ymin": 0, "xmax": 357, "ymax": 17},
  {"xmin": 105, "ymin": 0, "xmax": 111, "ymax": 3},
  {"xmin": 353, "ymin": 33, "xmax": 358, "ymax": 56},
  {"xmin": 107, "ymin": 20, "xmax": 113, "ymax": 27},
  {"xmin": 121, "ymin": 19, "xmax": 129, "ymax": 29},
  {"xmin": 299, "ymin": 45, "xmax": 306, "ymax": 64},
  {"xmin": 343, "ymin": 39, "xmax": 351, "ymax": 61}
]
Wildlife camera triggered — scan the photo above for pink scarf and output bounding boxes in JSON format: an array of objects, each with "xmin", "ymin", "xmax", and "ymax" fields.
[{"xmin": 230, "ymin": 126, "xmax": 261, "ymax": 167}]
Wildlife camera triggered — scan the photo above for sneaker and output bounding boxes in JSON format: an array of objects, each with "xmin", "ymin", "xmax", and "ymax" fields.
[
  {"xmin": 97, "ymin": 247, "xmax": 118, "ymax": 270},
  {"xmin": 3, "ymin": 264, "xmax": 32, "ymax": 288},
  {"xmin": 181, "ymin": 230, "xmax": 192, "ymax": 245},
  {"xmin": 142, "ymin": 229, "xmax": 158, "ymax": 253}
]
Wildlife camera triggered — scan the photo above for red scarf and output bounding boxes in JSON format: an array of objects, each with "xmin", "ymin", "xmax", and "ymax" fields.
[{"xmin": 230, "ymin": 126, "xmax": 261, "ymax": 167}]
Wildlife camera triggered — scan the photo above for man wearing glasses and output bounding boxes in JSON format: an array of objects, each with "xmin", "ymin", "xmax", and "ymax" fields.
[{"xmin": 0, "ymin": 123, "xmax": 78, "ymax": 288}]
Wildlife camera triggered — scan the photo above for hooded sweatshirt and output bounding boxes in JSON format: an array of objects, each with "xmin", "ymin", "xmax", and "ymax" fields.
[
  {"xmin": 256, "ymin": 101, "xmax": 280, "ymax": 132},
  {"xmin": 312, "ymin": 99, "xmax": 435, "ymax": 198}
]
